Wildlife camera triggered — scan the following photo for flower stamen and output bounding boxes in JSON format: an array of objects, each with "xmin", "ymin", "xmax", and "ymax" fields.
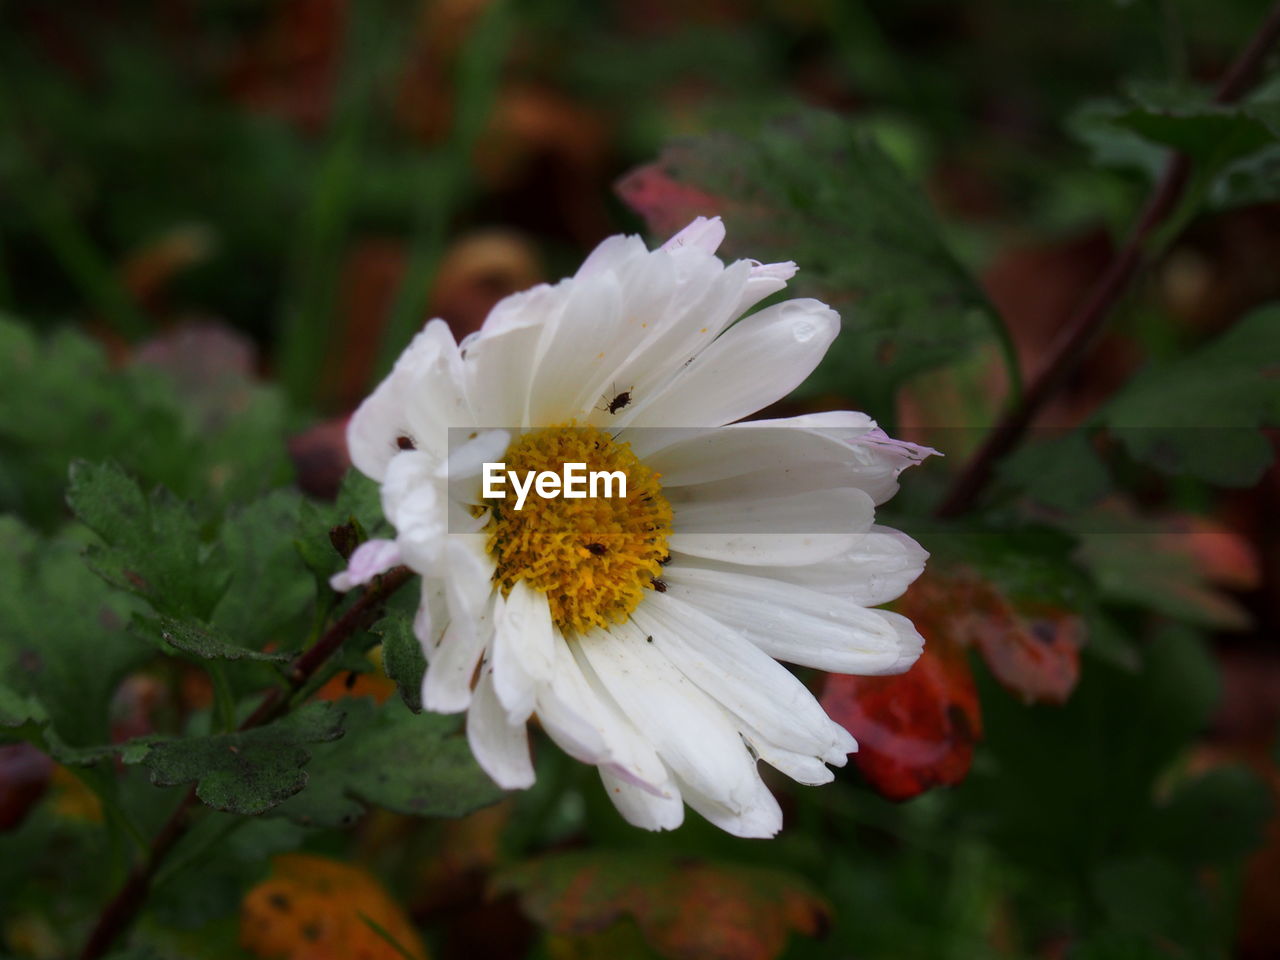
[{"xmin": 483, "ymin": 425, "xmax": 672, "ymax": 633}]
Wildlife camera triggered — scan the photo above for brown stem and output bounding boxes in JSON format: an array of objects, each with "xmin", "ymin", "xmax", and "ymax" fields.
[
  {"xmin": 79, "ymin": 565, "xmax": 414, "ymax": 959},
  {"xmin": 934, "ymin": 0, "xmax": 1280, "ymax": 519}
]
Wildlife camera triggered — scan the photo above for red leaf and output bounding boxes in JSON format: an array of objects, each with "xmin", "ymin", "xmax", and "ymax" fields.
[
  {"xmin": 822, "ymin": 628, "xmax": 981, "ymax": 802},
  {"xmin": 615, "ymin": 163, "xmax": 721, "ymax": 238}
]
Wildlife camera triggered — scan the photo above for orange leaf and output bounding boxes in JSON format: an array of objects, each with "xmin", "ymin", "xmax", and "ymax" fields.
[
  {"xmin": 241, "ymin": 853, "xmax": 428, "ymax": 960},
  {"xmin": 495, "ymin": 852, "xmax": 829, "ymax": 960},
  {"xmin": 935, "ymin": 574, "xmax": 1083, "ymax": 706}
]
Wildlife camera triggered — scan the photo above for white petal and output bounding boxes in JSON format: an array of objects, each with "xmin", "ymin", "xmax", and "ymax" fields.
[
  {"xmin": 662, "ymin": 216, "xmax": 725, "ymax": 254},
  {"xmin": 347, "ymin": 320, "xmax": 467, "ymax": 480},
  {"xmin": 674, "ymin": 768, "xmax": 782, "ymax": 839},
  {"xmin": 575, "ymin": 620, "xmax": 764, "ymax": 819},
  {"xmin": 490, "ymin": 582, "xmax": 556, "ymax": 724},
  {"xmin": 412, "ymin": 579, "xmax": 447, "ymax": 661},
  {"xmin": 732, "ymin": 260, "xmax": 798, "ymax": 316},
  {"xmin": 422, "ymin": 591, "xmax": 493, "ymax": 713},
  {"xmin": 662, "ymin": 564, "xmax": 922, "ymax": 675},
  {"xmin": 536, "ymin": 634, "xmax": 671, "ymax": 793},
  {"xmin": 623, "ymin": 298, "xmax": 839, "ymax": 429},
  {"xmin": 694, "ymin": 525, "xmax": 928, "ymax": 606},
  {"xmin": 525, "ymin": 271, "xmax": 625, "ymax": 425},
  {"xmin": 632, "ymin": 592, "xmax": 848, "ymax": 762},
  {"xmin": 575, "ymin": 233, "xmax": 649, "ymax": 280},
  {"xmin": 739, "ymin": 721, "xmax": 837, "ymax": 785},
  {"xmin": 467, "ymin": 667, "xmax": 535, "ymax": 789},
  {"xmin": 671, "ymin": 485, "xmax": 875, "ymax": 537},
  {"xmin": 587, "ymin": 258, "xmax": 755, "ymax": 429},
  {"xmin": 642, "ymin": 420, "xmax": 873, "ymax": 484},
  {"xmin": 462, "ymin": 285, "xmax": 559, "ymax": 426},
  {"xmin": 328, "ymin": 538, "xmax": 401, "ymax": 592},
  {"xmin": 381, "ymin": 453, "xmax": 448, "ymax": 573},
  {"xmin": 600, "ymin": 766, "xmax": 684, "ymax": 831},
  {"xmin": 669, "ymin": 531, "xmax": 859, "ymax": 567}
]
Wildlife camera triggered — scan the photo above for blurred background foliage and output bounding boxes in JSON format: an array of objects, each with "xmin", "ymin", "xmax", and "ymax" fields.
[{"xmin": 1, "ymin": 0, "xmax": 1280, "ymax": 958}]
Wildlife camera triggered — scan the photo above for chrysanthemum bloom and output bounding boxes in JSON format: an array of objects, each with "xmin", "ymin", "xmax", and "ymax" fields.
[{"xmin": 333, "ymin": 217, "xmax": 932, "ymax": 837}]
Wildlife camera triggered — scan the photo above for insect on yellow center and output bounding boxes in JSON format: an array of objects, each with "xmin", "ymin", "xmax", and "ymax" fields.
[{"xmin": 483, "ymin": 424, "xmax": 673, "ymax": 634}]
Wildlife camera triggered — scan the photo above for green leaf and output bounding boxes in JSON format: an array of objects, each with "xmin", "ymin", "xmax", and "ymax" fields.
[
  {"xmin": 1075, "ymin": 524, "xmax": 1251, "ymax": 630},
  {"xmin": 212, "ymin": 489, "xmax": 312, "ymax": 651},
  {"xmin": 373, "ymin": 614, "xmax": 426, "ymax": 713},
  {"xmin": 0, "ymin": 316, "xmax": 291, "ymax": 532},
  {"xmin": 1104, "ymin": 305, "xmax": 1280, "ymax": 486},
  {"xmin": 0, "ymin": 682, "xmax": 47, "ymax": 736},
  {"xmin": 131, "ymin": 614, "xmax": 291, "ymax": 663},
  {"xmin": 962, "ymin": 626, "xmax": 1218, "ymax": 879},
  {"xmin": 623, "ymin": 110, "xmax": 1001, "ymax": 414},
  {"xmin": 1072, "ymin": 89, "xmax": 1279, "ymax": 173},
  {"xmin": 130, "ymin": 702, "xmax": 347, "ymax": 814},
  {"xmin": 1147, "ymin": 766, "xmax": 1272, "ymax": 865},
  {"xmin": 998, "ymin": 429, "xmax": 1112, "ymax": 512},
  {"xmin": 296, "ymin": 470, "xmax": 387, "ymax": 583},
  {"xmin": 274, "ymin": 698, "xmax": 503, "ymax": 827},
  {"xmin": 0, "ymin": 515, "xmax": 148, "ymax": 752},
  {"xmin": 66, "ymin": 461, "xmax": 228, "ymax": 619}
]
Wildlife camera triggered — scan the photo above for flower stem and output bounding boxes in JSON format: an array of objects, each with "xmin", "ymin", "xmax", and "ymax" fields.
[
  {"xmin": 934, "ymin": 0, "xmax": 1280, "ymax": 519},
  {"xmin": 77, "ymin": 566, "xmax": 414, "ymax": 959}
]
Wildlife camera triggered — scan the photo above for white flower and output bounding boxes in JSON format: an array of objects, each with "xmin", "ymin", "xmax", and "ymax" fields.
[{"xmin": 334, "ymin": 216, "xmax": 932, "ymax": 837}]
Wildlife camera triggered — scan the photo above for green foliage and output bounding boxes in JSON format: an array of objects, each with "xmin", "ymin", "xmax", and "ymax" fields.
[
  {"xmin": 373, "ymin": 613, "xmax": 427, "ymax": 713},
  {"xmin": 650, "ymin": 110, "xmax": 1003, "ymax": 415},
  {"xmin": 0, "ymin": 317, "xmax": 291, "ymax": 531},
  {"xmin": 0, "ymin": 515, "xmax": 148, "ymax": 755},
  {"xmin": 1073, "ymin": 91, "xmax": 1280, "ymax": 181},
  {"xmin": 67, "ymin": 460, "xmax": 228, "ymax": 619},
  {"xmin": 1104, "ymin": 304, "xmax": 1280, "ymax": 485},
  {"xmin": 275, "ymin": 698, "xmax": 504, "ymax": 827},
  {"xmin": 0, "ymin": 3, "xmax": 1277, "ymax": 957},
  {"xmin": 295, "ymin": 470, "xmax": 388, "ymax": 585},
  {"xmin": 998, "ymin": 431, "xmax": 1112, "ymax": 512},
  {"xmin": 129, "ymin": 702, "xmax": 347, "ymax": 815},
  {"xmin": 130, "ymin": 616, "xmax": 291, "ymax": 664}
]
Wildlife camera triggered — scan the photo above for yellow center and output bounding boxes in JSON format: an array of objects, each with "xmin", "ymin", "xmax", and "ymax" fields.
[{"xmin": 483, "ymin": 424, "xmax": 673, "ymax": 634}]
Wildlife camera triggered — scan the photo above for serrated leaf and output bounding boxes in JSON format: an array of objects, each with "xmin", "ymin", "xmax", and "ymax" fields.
[
  {"xmin": 0, "ymin": 515, "xmax": 148, "ymax": 752},
  {"xmin": 132, "ymin": 614, "xmax": 290, "ymax": 663},
  {"xmin": 1070, "ymin": 89, "xmax": 1280, "ymax": 215},
  {"xmin": 131, "ymin": 702, "xmax": 347, "ymax": 814},
  {"xmin": 617, "ymin": 110, "xmax": 999, "ymax": 414},
  {"xmin": 373, "ymin": 614, "xmax": 426, "ymax": 713},
  {"xmin": 0, "ymin": 683, "xmax": 47, "ymax": 734},
  {"xmin": 66, "ymin": 461, "xmax": 228, "ymax": 619},
  {"xmin": 1104, "ymin": 305, "xmax": 1280, "ymax": 485},
  {"xmin": 999, "ymin": 429, "xmax": 1112, "ymax": 511},
  {"xmin": 1075, "ymin": 516, "xmax": 1255, "ymax": 629},
  {"xmin": 213, "ymin": 489, "xmax": 312, "ymax": 651},
  {"xmin": 274, "ymin": 698, "xmax": 502, "ymax": 827},
  {"xmin": 296, "ymin": 470, "xmax": 388, "ymax": 582},
  {"xmin": 0, "ymin": 316, "xmax": 289, "ymax": 532}
]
